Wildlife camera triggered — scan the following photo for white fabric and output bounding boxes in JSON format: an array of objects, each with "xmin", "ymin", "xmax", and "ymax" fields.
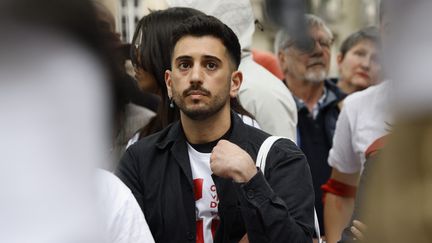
[
  {"xmin": 127, "ymin": 133, "xmax": 141, "ymax": 149},
  {"xmin": 238, "ymin": 114, "xmax": 261, "ymax": 129},
  {"xmin": 187, "ymin": 144, "xmax": 219, "ymax": 243},
  {"xmin": 328, "ymin": 82, "xmax": 391, "ymax": 174},
  {"xmin": 166, "ymin": 0, "xmax": 298, "ymax": 141},
  {"xmin": 238, "ymin": 57, "xmax": 297, "ymax": 140},
  {"xmin": 0, "ymin": 26, "xmax": 153, "ymax": 243},
  {"xmin": 167, "ymin": 0, "xmax": 254, "ymax": 52},
  {"xmin": 387, "ymin": 1, "xmax": 432, "ymax": 117},
  {"xmin": 96, "ymin": 170, "xmax": 155, "ymax": 243},
  {"xmin": 0, "ymin": 28, "xmax": 110, "ymax": 243}
]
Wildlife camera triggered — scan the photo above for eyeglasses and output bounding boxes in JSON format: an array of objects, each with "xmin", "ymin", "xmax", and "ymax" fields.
[{"xmin": 285, "ymin": 36, "xmax": 333, "ymax": 53}]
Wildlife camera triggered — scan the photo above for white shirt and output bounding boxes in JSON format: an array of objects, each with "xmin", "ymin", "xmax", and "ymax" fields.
[
  {"xmin": 238, "ymin": 56, "xmax": 297, "ymax": 140},
  {"xmin": 96, "ymin": 170, "xmax": 155, "ymax": 243},
  {"xmin": 187, "ymin": 144, "xmax": 219, "ymax": 243},
  {"xmin": 328, "ymin": 82, "xmax": 391, "ymax": 174}
]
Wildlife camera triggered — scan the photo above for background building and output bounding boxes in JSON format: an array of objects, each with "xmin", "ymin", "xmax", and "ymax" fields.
[{"xmin": 97, "ymin": 0, "xmax": 380, "ymax": 76}]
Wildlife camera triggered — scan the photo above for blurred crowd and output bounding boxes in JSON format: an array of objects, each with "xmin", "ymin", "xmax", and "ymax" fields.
[{"xmin": 1, "ymin": 0, "xmax": 432, "ymax": 242}]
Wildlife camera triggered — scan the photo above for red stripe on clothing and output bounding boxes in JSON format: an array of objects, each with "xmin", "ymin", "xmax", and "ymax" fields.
[
  {"xmin": 196, "ymin": 219, "xmax": 204, "ymax": 243},
  {"xmin": 321, "ymin": 179, "xmax": 357, "ymax": 203},
  {"xmin": 211, "ymin": 218, "xmax": 220, "ymax": 239},
  {"xmin": 193, "ymin": 178, "xmax": 204, "ymax": 201}
]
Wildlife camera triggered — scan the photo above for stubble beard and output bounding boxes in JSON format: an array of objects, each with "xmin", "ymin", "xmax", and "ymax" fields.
[
  {"xmin": 305, "ymin": 68, "xmax": 327, "ymax": 83},
  {"xmin": 172, "ymin": 86, "xmax": 230, "ymax": 121}
]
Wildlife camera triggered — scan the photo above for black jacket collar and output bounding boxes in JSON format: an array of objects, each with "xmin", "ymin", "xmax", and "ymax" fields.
[{"xmin": 155, "ymin": 111, "xmax": 249, "ymax": 150}]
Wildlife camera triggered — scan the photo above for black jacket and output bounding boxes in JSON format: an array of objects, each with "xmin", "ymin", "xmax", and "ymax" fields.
[
  {"xmin": 116, "ymin": 113, "xmax": 315, "ymax": 243},
  {"xmin": 295, "ymin": 79, "xmax": 346, "ymax": 234}
]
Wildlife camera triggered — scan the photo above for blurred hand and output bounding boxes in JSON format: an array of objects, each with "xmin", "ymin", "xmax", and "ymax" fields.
[
  {"xmin": 239, "ymin": 234, "xmax": 249, "ymax": 243},
  {"xmin": 351, "ymin": 220, "xmax": 367, "ymax": 241},
  {"xmin": 210, "ymin": 140, "xmax": 257, "ymax": 183}
]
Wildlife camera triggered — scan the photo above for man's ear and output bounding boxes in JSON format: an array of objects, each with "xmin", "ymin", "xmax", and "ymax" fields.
[
  {"xmin": 230, "ymin": 70, "xmax": 243, "ymax": 98},
  {"xmin": 277, "ymin": 50, "xmax": 288, "ymax": 74},
  {"xmin": 336, "ymin": 53, "xmax": 343, "ymax": 65},
  {"xmin": 277, "ymin": 50, "xmax": 285, "ymax": 66},
  {"xmin": 165, "ymin": 70, "xmax": 173, "ymax": 98}
]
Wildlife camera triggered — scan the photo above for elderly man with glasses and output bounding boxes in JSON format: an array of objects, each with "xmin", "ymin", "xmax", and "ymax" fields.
[{"xmin": 275, "ymin": 14, "xmax": 347, "ymax": 239}]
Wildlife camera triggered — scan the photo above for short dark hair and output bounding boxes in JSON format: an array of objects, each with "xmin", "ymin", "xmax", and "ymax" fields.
[
  {"xmin": 171, "ymin": 15, "xmax": 241, "ymax": 69},
  {"xmin": 339, "ymin": 26, "xmax": 381, "ymax": 60}
]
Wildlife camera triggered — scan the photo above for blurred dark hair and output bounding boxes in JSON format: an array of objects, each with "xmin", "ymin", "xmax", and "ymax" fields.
[
  {"xmin": 339, "ymin": 26, "xmax": 381, "ymax": 60},
  {"xmin": 171, "ymin": 15, "xmax": 242, "ymax": 69},
  {"xmin": 0, "ymin": 0, "xmax": 128, "ymax": 135}
]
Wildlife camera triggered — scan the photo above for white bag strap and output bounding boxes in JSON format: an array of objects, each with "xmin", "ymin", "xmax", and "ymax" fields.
[
  {"xmin": 314, "ymin": 209, "xmax": 322, "ymax": 243},
  {"xmin": 256, "ymin": 136, "xmax": 284, "ymax": 170},
  {"xmin": 257, "ymin": 136, "xmax": 322, "ymax": 243}
]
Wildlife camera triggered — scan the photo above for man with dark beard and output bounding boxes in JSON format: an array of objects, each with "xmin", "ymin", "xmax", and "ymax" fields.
[
  {"xmin": 116, "ymin": 14, "xmax": 314, "ymax": 243},
  {"xmin": 275, "ymin": 14, "xmax": 346, "ymax": 237}
]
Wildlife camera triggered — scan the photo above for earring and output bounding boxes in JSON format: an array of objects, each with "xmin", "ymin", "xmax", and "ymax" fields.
[{"xmin": 169, "ymin": 98, "xmax": 174, "ymax": 108}]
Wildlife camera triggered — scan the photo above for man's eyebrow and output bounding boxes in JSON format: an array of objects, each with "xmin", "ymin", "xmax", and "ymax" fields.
[
  {"xmin": 174, "ymin": 55, "xmax": 223, "ymax": 63},
  {"xmin": 202, "ymin": 55, "xmax": 222, "ymax": 63},
  {"xmin": 174, "ymin": 55, "xmax": 192, "ymax": 62}
]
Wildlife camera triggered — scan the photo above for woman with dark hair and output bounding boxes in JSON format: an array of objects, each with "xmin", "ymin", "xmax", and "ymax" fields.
[
  {"xmin": 336, "ymin": 26, "xmax": 382, "ymax": 94},
  {"xmin": 129, "ymin": 7, "xmax": 258, "ymax": 143}
]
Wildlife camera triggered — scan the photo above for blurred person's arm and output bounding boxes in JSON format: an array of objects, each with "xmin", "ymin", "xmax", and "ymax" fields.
[
  {"xmin": 323, "ymin": 169, "xmax": 359, "ymax": 243},
  {"xmin": 323, "ymin": 102, "xmax": 361, "ymax": 243}
]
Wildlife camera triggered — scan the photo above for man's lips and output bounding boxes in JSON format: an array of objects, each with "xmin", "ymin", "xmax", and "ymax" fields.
[
  {"xmin": 356, "ymin": 72, "xmax": 370, "ymax": 79},
  {"xmin": 187, "ymin": 91, "xmax": 207, "ymax": 96},
  {"xmin": 184, "ymin": 89, "xmax": 210, "ymax": 98},
  {"xmin": 307, "ymin": 62, "xmax": 325, "ymax": 67}
]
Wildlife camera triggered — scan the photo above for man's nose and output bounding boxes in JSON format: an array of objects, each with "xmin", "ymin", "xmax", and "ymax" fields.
[
  {"xmin": 360, "ymin": 56, "xmax": 371, "ymax": 70},
  {"xmin": 310, "ymin": 42, "xmax": 324, "ymax": 57},
  {"xmin": 190, "ymin": 64, "xmax": 203, "ymax": 84}
]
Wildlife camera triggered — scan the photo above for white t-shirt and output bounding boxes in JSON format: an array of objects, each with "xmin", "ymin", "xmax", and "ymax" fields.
[
  {"xmin": 328, "ymin": 82, "xmax": 391, "ymax": 174},
  {"xmin": 187, "ymin": 144, "xmax": 220, "ymax": 243},
  {"xmin": 96, "ymin": 170, "xmax": 155, "ymax": 243}
]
